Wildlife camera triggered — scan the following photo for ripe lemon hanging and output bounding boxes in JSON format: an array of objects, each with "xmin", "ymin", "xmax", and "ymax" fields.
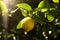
[
  {"xmin": 22, "ymin": 17, "xmax": 34, "ymax": 32},
  {"xmin": 17, "ymin": 17, "xmax": 34, "ymax": 32}
]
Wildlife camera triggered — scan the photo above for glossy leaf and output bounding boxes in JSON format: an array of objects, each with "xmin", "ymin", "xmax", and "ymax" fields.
[
  {"xmin": 52, "ymin": 0, "xmax": 59, "ymax": 3},
  {"xmin": 17, "ymin": 20, "xmax": 23, "ymax": 29},
  {"xmin": 16, "ymin": 3, "xmax": 32, "ymax": 11},
  {"xmin": 56, "ymin": 22, "xmax": 60, "ymax": 25},
  {"xmin": 0, "ymin": 1, "xmax": 7, "ymax": 16},
  {"xmin": 39, "ymin": 8, "xmax": 55, "ymax": 12},
  {"xmin": 41, "ymin": 8, "xmax": 48, "ymax": 12},
  {"xmin": 47, "ymin": 14, "xmax": 54, "ymax": 22},
  {"xmin": 44, "ymin": 12, "xmax": 49, "ymax": 18},
  {"xmin": 21, "ymin": 9, "xmax": 28, "ymax": 17},
  {"xmin": 38, "ymin": 0, "xmax": 47, "ymax": 9},
  {"xmin": 49, "ymin": 8, "xmax": 56, "ymax": 11}
]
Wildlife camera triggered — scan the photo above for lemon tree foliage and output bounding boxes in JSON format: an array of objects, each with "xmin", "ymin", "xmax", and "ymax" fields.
[
  {"xmin": 17, "ymin": 20, "xmax": 23, "ymax": 29},
  {"xmin": 38, "ymin": 1, "xmax": 47, "ymax": 9},
  {"xmin": 47, "ymin": 14, "xmax": 54, "ymax": 22},
  {"xmin": 16, "ymin": 3, "xmax": 32, "ymax": 17},
  {"xmin": 16, "ymin": 3, "xmax": 32, "ymax": 11},
  {"xmin": 16, "ymin": 0, "xmax": 60, "ymax": 40},
  {"xmin": 16, "ymin": 0, "xmax": 60, "ymax": 30},
  {"xmin": 0, "ymin": 1, "xmax": 7, "ymax": 11},
  {"xmin": 52, "ymin": 0, "xmax": 59, "ymax": 3},
  {"xmin": 0, "ymin": 0, "xmax": 60, "ymax": 40},
  {"xmin": 0, "ymin": 1, "xmax": 7, "ymax": 16}
]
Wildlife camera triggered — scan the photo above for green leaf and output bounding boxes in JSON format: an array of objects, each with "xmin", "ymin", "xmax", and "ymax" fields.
[
  {"xmin": 47, "ymin": 14, "xmax": 54, "ymax": 22},
  {"xmin": 0, "ymin": 1, "xmax": 7, "ymax": 16},
  {"xmin": 21, "ymin": 9, "xmax": 28, "ymax": 17},
  {"xmin": 56, "ymin": 22, "xmax": 60, "ymax": 25},
  {"xmin": 52, "ymin": 0, "xmax": 59, "ymax": 3},
  {"xmin": 0, "ymin": 1, "xmax": 7, "ymax": 12},
  {"xmin": 37, "ymin": 8, "xmax": 55, "ymax": 13},
  {"xmin": 17, "ymin": 20, "xmax": 23, "ymax": 29},
  {"xmin": 16, "ymin": 3, "xmax": 32, "ymax": 11},
  {"xmin": 21, "ymin": 9, "xmax": 32, "ymax": 17},
  {"xmin": 44, "ymin": 12, "xmax": 49, "ymax": 18},
  {"xmin": 38, "ymin": 0, "xmax": 46, "ymax": 9},
  {"xmin": 49, "ymin": 8, "xmax": 56, "ymax": 11},
  {"xmin": 41, "ymin": 8, "xmax": 48, "ymax": 12}
]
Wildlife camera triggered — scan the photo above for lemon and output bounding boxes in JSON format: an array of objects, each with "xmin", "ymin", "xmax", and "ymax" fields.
[{"xmin": 21, "ymin": 17, "xmax": 34, "ymax": 32}]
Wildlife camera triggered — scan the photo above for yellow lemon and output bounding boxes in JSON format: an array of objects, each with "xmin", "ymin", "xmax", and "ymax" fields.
[{"xmin": 21, "ymin": 17, "xmax": 34, "ymax": 32}]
